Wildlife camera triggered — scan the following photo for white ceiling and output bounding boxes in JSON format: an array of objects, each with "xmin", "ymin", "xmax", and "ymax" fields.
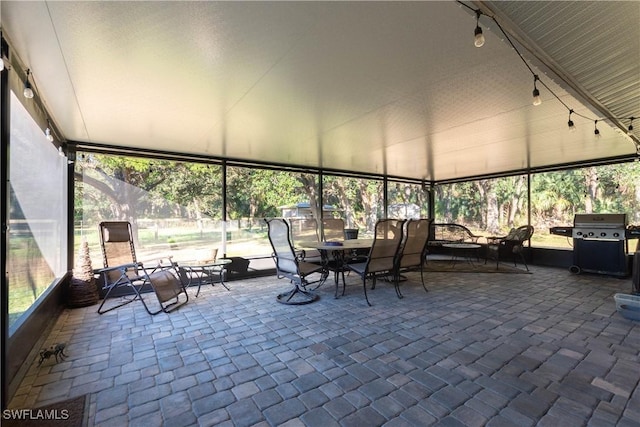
[{"xmin": 2, "ymin": 1, "xmax": 639, "ymax": 181}]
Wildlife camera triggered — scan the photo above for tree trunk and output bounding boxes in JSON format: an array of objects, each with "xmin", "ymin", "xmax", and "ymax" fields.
[
  {"xmin": 298, "ymin": 175, "xmax": 321, "ymax": 219},
  {"xmin": 358, "ymin": 181, "xmax": 379, "ymax": 233},
  {"xmin": 508, "ymin": 176, "xmax": 526, "ymax": 226},
  {"xmin": 584, "ymin": 167, "xmax": 598, "ymax": 213},
  {"xmin": 193, "ymin": 198, "xmax": 204, "ymax": 237},
  {"xmin": 475, "ymin": 180, "xmax": 487, "ymax": 229},
  {"xmin": 485, "ymin": 181, "xmax": 499, "ymax": 233}
]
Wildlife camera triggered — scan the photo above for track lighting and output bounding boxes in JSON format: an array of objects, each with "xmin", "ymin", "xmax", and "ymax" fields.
[
  {"xmin": 532, "ymin": 75, "xmax": 541, "ymax": 106},
  {"xmin": 629, "ymin": 117, "xmax": 635, "ymax": 135},
  {"xmin": 594, "ymin": 120, "xmax": 600, "ymax": 138},
  {"xmin": 474, "ymin": 10, "xmax": 485, "ymax": 48},
  {"xmin": 23, "ymin": 69, "xmax": 34, "ymax": 99},
  {"xmin": 568, "ymin": 110, "xmax": 576, "ymax": 132}
]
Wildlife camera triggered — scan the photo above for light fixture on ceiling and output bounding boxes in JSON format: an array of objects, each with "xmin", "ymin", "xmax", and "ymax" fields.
[
  {"xmin": 568, "ymin": 110, "xmax": 576, "ymax": 132},
  {"xmin": 594, "ymin": 120, "xmax": 601, "ymax": 138},
  {"xmin": 532, "ymin": 75, "xmax": 541, "ymax": 106},
  {"xmin": 45, "ymin": 122, "xmax": 54, "ymax": 142},
  {"xmin": 23, "ymin": 69, "xmax": 34, "ymax": 99},
  {"xmin": 474, "ymin": 10, "xmax": 485, "ymax": 48},
  {"xmin": 629, "ymin": 117, "xmax": 635, "ymax": 135}
]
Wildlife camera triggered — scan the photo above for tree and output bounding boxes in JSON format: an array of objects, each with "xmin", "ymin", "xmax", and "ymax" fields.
[
  {"xmin": 297, "ymin": 174, "xmax": 321, "ymax": 219},
  {"xmin": 154, "ymin": 162, "xmax": 223, "ymax": 235},
  {"xmin": 475, "ymin": 180, "xmax": 498, "ymax": 233},
  {"xmin": 76, "ymin": 154, "xmax": 171, "ymax": 242},
  {"xmin": 583, "ymin": 166, "xmax": 598, "ymax": 213}
]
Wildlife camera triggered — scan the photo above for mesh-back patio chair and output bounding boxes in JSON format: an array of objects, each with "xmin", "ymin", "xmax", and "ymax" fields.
[
  {"xmin": 322, "ymin": 217, "xmax": 358, "ymax": 265},
  {"xmin": 322, "ymin": 218, "xmax": 345, "ymax": 241},
  {"xmin": 266, "ymin": 218, "xmax": 326, "ymax": 304},
  {"xmin": 396, "ymin": 218, "xmax": 432, "ymax": 295},
  {"xmin": 288, "ymin": 218, "xmax": 323, "ymax": 263},
  {"xmin": 97, "ymin": 221, "xmax": 188, "ymax": 315},
  {"xmin": 290, "ymin": 217, "xmax": 352, "ymax": 291},
  {"xmin": 486, "ymin": 225, "xmax": 534, "ymax": 271},
  {"xmin": 345, "ymin": 219, "xmax": 405, "ymax": 306}
]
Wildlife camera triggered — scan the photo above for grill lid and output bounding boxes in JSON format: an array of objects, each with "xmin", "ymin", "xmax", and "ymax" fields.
[{"xmin": 573, "ymin": 213, "xmax": 627, "ymax": 228}]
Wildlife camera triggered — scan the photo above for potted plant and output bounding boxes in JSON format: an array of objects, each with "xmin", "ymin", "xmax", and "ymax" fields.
[{"xmin": 67, "ymin": 239, "xmax": 99, "ymax": 308}]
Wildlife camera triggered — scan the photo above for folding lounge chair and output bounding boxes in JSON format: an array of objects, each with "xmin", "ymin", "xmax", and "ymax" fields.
[{"xmin": 97, "ymin": 221, "xmax": 188, "ymax": 315}]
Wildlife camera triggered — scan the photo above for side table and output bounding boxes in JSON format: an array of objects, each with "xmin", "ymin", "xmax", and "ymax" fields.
[
  {"xmin": 442, "ymin": 242, "xmax": 482, "ymax": 267},
  {"xmin": 177, "ymin": 259, "xmax": 232, "ymax": 297}
]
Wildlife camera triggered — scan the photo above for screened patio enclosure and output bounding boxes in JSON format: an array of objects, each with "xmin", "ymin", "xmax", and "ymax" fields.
[{"xmin": 1, "ymin": 0, "xmax": 639, "ymax": 409}]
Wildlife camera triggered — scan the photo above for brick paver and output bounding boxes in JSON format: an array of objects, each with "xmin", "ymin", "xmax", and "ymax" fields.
[{"xmin": 7, "ymin": 264, "xmax": 640, "ymax": 426}]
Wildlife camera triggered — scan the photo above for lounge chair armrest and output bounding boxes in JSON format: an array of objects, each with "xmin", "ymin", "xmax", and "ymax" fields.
[
  {"xmin": 135, "ymin": 256, "xmax": 176, "ymax": 275},
  {"xmin": 97, "ymin": 262, "xmax": 142, "ymax": 274},
  {"xmin": 139, "ymin": 255, "xmax": 174, "ymax": 268}
]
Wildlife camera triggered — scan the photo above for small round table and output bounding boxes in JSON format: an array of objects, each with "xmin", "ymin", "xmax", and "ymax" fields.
[
  {"xmin": 442, "ymin": 243, "xmax": 482, "ymax": 267},
  {"xmin": 177, "ymin": 259, "xmax": 232, "ymax": 297}
]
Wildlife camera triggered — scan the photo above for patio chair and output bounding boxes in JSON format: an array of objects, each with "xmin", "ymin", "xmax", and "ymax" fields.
[
  {"xmin": 396, "ymin": 218, "xmax": 432, "ymax": 295},
  {"xmin": 322, "ymin": 218, "xmax": 345, "ymax": 241},
  {"xmin": 345, "ymin": 219, "xmax": 405, "ymax": 306},
  {"xmin": 97, "ymin": 221, "xmax": 188, "ymax": 315},
  {"xmin": 289, "ymin": 217, "xmax": 348, "ymax": 283},
  {"xmin": 485, "ymin": 225, "xmax": 534, "ymax": 271},
  {"xmin": 288, "ymin": 218, "xmax": 323, "ymax": 263},
  {"xmin": 265, "ymin": 218, "xmax": 326, "ymax": 304}
]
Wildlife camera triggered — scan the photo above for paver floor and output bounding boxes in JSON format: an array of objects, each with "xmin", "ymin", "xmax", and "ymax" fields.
[{"xmin": 8, "ymin": 264, "xmax": 640, "ymax": 426}]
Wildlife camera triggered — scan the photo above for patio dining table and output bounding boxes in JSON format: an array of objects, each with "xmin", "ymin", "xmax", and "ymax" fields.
[{"xmin": 297, "ymin": 239, "xmax": 374, "ymax": 298}]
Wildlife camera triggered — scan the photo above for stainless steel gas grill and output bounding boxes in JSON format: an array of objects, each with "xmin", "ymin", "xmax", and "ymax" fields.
[
  {"xmin": 572, "ymin": 213, "xmax": 627, "ymax": 240},
  {"xmin": 569, "ymin": 213, "xmax": 629, "ymax": 277}
]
